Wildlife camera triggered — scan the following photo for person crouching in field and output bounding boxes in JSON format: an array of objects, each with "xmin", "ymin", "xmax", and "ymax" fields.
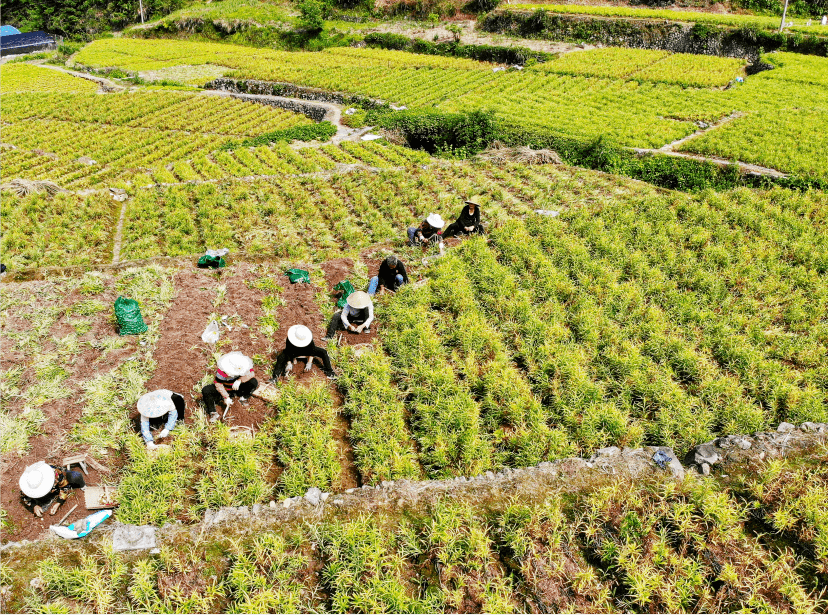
[
  {"xmin": 202, "ymin": 351, "xmax": 258, "ymax": 423},
  {"xmin": 442, "ymin": 197, "xmax": 485, "ymax": 238},
  {"xmin": 136, "ymin": 389, "xmax": 185, "ymax": 450},
  {"xmin": 325, "ymin": 291, "xmax": 373, "ymax": 340},
  {"xmin": 20, "ymin": 461, "xmax": 85, "ymax": 517},
  {"xmin": 270, "ymin": 324, "xmax": 335, "ymax": 381},
  {"xmin": 407, "ymin": 214, "xmax": 445, "ymax": 254},
  {"xmin": 368, "ymin": 255, "xmax": 408, "ymax": 296}
]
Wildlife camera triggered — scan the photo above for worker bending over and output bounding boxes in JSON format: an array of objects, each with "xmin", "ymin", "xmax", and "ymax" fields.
[
  {"xmin": 407, "ymin": 214, "xmax": 445, "ymax": 254},
  {"xmin": 202, "ymin": 351, "xmax": 258, "ymax": 422},
  {"xmin": 20, "ymin": 461, "xmax": 85, "ymax": 517},
  {"xmin": 271, "ymin": 324, "xmax": 335, "ymax": 381},
  {"xmin": 137, "ymin": 389, "xmax": 185, "ymax": 449},
  {"xmin": 326, "ymin": 291, "xmax": 373, "ymax": 339},
  {"xmin": 368, "ymin": 255, "xmax": 408, "ymax": 296}
]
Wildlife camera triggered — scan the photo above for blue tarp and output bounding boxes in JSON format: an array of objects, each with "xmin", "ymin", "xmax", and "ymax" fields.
[
  {"xmin": 0, "ymin": 31, "xmax": 56, "ymax": 57},
  {"xmin": 0, "ymin": 26, "xmax": 21, "ymax": 36}
]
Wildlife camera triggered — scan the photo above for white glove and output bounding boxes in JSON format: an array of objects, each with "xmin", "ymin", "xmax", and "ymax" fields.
[
  {"xmin": 146, "ymin": 441, "xmax": 158, "ymax": 450},
  {"xmin": 231, "ymin": 380, "xmax": 241, "ymax": 391},
  {"xmin": 224, "ymin": 397, "xmax": 233, "ymax": 406},
  {"xmin": 158, "ymin": 429, "xmax": 169, "ymax": 439},
  {"xmin": 303, "ymin": 360, "xmax": 312, "ymax": 372}
]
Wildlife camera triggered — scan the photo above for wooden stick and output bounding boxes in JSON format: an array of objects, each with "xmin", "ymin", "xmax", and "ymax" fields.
[{"xmin": 57, "ymin": 504, "xmax": 78, "ymax": 526}]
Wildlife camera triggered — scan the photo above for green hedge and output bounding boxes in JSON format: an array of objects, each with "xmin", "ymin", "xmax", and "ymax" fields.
[{"xmin": 221, "ymin": 121, "xmax": 338, "ymax": 149}]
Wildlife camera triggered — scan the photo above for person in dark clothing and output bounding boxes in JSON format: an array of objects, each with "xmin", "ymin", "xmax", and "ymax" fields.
[
  {"xmin": 136, "ymin": 389, "xmax": 186, "ymax": 449},
  {"xmin": 368, "ymin": 255, "xmax": 408, "ymax": 296},
  {"xmin": 270, "ymin": 325, "xmax": 335, "ymax": 381},
  {"xmin": 19, "ymin": 461, "xmax": 85, "ymax": 517},
  {"xmin": 407, "ymin": 213, "xmax": 445, "ymax": 254},
  {"xmin": 201, "ymin": 351, "xmax": 258, "ymax": 422},
  {"xmin": 442, "ymin": 198, "xmax": 484, "ymax": 238},
  {"xmin": 325, "ymin": 291, "xmax": 374, "ymax": 339}
]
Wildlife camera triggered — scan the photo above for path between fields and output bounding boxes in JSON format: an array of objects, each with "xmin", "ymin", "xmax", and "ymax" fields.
[{"xmin": 363, "ymin": 19, "xmax": 595, "ymax": 55}]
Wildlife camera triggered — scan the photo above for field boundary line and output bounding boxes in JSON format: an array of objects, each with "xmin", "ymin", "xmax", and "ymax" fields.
[
  {"xmin": 659, "ymin": 111, "xmax": 743, "ymax": 152},
  {"xmin": 631, "ymin": 146, "xmax": 787, "ymax": 178},
  {"xmin": 111, "ymin": 197, "xmax": 129, "ymax": 264},
  {"xmin": 37, "ymin": 63, "xmax": 125, "ymax": 92}
]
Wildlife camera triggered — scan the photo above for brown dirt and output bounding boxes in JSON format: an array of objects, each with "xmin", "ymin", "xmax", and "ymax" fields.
[
  {"xmin": 0, "ymin": 279, "xmax": 143, "ymax": 542},
  {"xmin": 1, "ymin": 258, "xmax": 375, "ymax": 543}
]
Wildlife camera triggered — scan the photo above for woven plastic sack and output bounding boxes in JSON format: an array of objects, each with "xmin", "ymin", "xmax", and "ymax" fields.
[
  {"xmin": 334, "ymin": 280, "xmax": 355, "ymax": 309},
  {"xmin": 286, "ymin": 268, "xmax": 310, "ymax": 284},
  {"xmin": 114, "ymin": 296, "xmax": 148, "ymax": 335},
  {"xmin": 198, "ymin": 255, "xmax": 225, "ymax": 269}
]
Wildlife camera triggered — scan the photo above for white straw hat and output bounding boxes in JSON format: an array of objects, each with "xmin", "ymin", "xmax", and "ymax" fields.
[
  {"xmin": 287, "ymin": 324, "xmax": 313, "ymax": 348},
  {"xmin": 426, "ymin": 213, "xmax": 445, "ymax": 229},
  {"xmin": 137, "ymin": 389, "xmax": 175, "ymax": 418},
  {"xmin": 217, "ymin": 351, "xmax": 254, "ymax": 377},
  {"xmin": 19, "ymin": 461, "xmax": 55, "ymax": 499},
  {"xmin": 346, "ymin": 291, "xmax": 372, "ymax": 310}
]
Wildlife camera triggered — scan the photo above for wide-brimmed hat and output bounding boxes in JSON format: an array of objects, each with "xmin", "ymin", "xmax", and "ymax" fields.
[
  {"xmin": 217, "ymin": 351, "xmax": 254, "ymax": 377},
  {"xmin": 464, "ymin": 196, "xmax": 482, "ymax": 207},
  {"xmin": 287, "ymin": 324, "xmax": 313, "ymax": 348},
  {"xmin": 426, "ymin": 213, "xmax": 445, "ymax": 229},
  {"xmin": 137, "ymin": 389, "xmax": 175, "ymax": 418},
  {"xmin": 19, "ymin": 461, "xmax": 55, "ymax": 499},
  {"xmin": 346, "ymin": 291, "xmax": 372, "ymax": 310}
]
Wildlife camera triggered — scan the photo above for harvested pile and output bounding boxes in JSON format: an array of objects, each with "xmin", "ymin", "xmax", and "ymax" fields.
[
  {"xmin": 0, "ymin": 179, "xmax": 66, "ymax": 197},
  {"xmin": 478, "ymin": 141, "xmax": 563, "ymax": 165}
]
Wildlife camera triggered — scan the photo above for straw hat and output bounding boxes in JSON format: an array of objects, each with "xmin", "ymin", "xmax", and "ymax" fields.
[
  {"xmin": 217, "ymin": 351, "xmax": 254, "ymax": 377},
  {"xmin": 19, "ymin": 461, "xmax": 55, "ymax": 499},
  {"xmin": 426, "ymin": 213, "xmax": 445, "ymax": 229},
  {"xmin": 137, "ymin": 389, "xmax": 175, "ymax": 419},
  {"xmin": 287, "ymin": 324, "xmax": 312, "ymax": 348},
  {"xmin": 464, "ymin": 196, "xmax": 482, "ymax": 207},
  {"xmin": 346, "ymin": 291, "xmax": 372, "ymax": 310}
]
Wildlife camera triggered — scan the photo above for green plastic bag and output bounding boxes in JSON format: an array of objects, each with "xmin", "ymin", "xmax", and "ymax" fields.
[
  {"xmin": 334, "ymin": 280, "xmax": 355, "ymax": 309},
  {"xmin": 286, "ymin": 268, "xmax": 310, "ymax": 284},
  {"xmin": 197, "ymin": 255, "xmax": 226, "ymax": 269},
  {"xmin": 114, "ymin": 296, "xmax": 148, "ymax": 336}
]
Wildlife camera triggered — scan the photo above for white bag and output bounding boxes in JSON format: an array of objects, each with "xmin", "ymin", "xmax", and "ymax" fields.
[{"xmin": 202, "ymin": 321, "xmax": 220, "ymax": 344}]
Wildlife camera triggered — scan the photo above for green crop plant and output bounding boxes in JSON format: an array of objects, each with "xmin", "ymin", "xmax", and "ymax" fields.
[
  {"xmin": 266, "ymin": 380, "xmax": 341, "ymax": 496},
  {"xmin": 333, "ymin": 345, "xmax": 423, "ymax": 484}
]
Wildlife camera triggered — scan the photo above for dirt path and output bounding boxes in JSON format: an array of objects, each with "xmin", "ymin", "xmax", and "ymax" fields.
[
  {"xmin": 363, "ymin": 19, "xmax": 594, "ymax": 55},
  {"xmin": 111, "ymin": 198, "xmax": 129, "ymax": 263},
  {"xmin": 37, "ymin": 64, "xmax": 125, "ymax": 92}
]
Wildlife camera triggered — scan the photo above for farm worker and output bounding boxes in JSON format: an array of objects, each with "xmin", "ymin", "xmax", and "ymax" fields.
[
  {"xmin": 270, "ymin": 324, "xmax": 335, "ymax": 381},
  {"xmin": 325, "ymin": 291, "xmax": 374, "ymax": 339},
  {"xmin": 407, "ymin": 214, "xmax": 445, "ymax": 254},
  {"xmin": 368, "ymin": 255, "xmax": 408, "ymax": 296},
  {"xmin": 201, "ymin": 351, "xmax": 258, "ymax": 423},
  {"xmin": 137, "ymin": 389, "xmax": 185, "ymax": 450},
  {"xmin": 442, "ymin": 197, "xmax": 485, "ymax": 238},
  {"xmin": 19, "ymin": 461, "xmax": 85, "ymax": 518}
]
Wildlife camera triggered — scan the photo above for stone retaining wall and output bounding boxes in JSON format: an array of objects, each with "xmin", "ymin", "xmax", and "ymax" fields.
[
  {"xmin": 207, "ymin": 78, "xmax": 386, "ymax": 109},
  {"xmin": 3, "ymin": 422, "xmax": 826, "ymax": 553}
]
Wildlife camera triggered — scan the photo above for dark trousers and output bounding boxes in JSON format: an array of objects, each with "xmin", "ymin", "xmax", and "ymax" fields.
[
  {"xmin": 201, "ymin": 379, "xmax": 259, "ymax": 415},
  {"xmin": 272, "ymin": 347, "xmax": 334, "ymax": 378},
  {"xmin": 326, "ymin": 310, "xmax": 368, "ymax": 338},
  {"xmin": 443, "ymin": 221, "xmax": 484, "ymax": 238}
]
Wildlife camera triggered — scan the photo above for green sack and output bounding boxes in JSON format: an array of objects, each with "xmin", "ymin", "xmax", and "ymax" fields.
[
  {"xmin": 286, "ymin": 268, "xmax": 310, "ymax": 284},
  {"xmin": 334, "ymin": 280, "xmax": 355, "ymax": 309},
  {"xmin": 198, "ymin": 255, "xmax": 226, "ymax": 269},
  {"xmin": 114, "ymin": 296, "xmax": 148, "ymax": 336}
]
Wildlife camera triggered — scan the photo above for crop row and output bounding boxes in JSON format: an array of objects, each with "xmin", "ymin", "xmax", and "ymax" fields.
[
  {"xmin": 74, "ymin": 39, "xmax": 828, "ymax": 177},
  {"xmin": 506, "ymin": 3, "xmax": 828, "ymax": 34},
  {"xmin": 1, "ymin": 91, "xmax": 311, "ymax": 137},
  {"xmin": 534, "ymin": 48, "xmax": 746, "ymax": 88},
  {"xmin": 0, "ymin": 64, "xmax": 98, "ymax": 94}
]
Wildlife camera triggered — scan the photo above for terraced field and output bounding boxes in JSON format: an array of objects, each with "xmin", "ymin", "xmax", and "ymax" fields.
[{"xmin": 73, "ymin": 39, "xmax": 828, "ymax": 180}]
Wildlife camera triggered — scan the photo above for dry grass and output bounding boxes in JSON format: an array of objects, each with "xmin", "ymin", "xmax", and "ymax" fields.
[
  {"xmin": 0, "ymin": 179, "xmax": 67, "ymax": 197},
  {"xmin": 478, "ymin": 142, "xmax": 563, "ymax": 165}
]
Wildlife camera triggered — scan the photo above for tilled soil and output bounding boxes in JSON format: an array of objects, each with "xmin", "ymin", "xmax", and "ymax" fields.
[{"xmin": 1, "ymin": 258, "xmax": 380, "ymax": 543}]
